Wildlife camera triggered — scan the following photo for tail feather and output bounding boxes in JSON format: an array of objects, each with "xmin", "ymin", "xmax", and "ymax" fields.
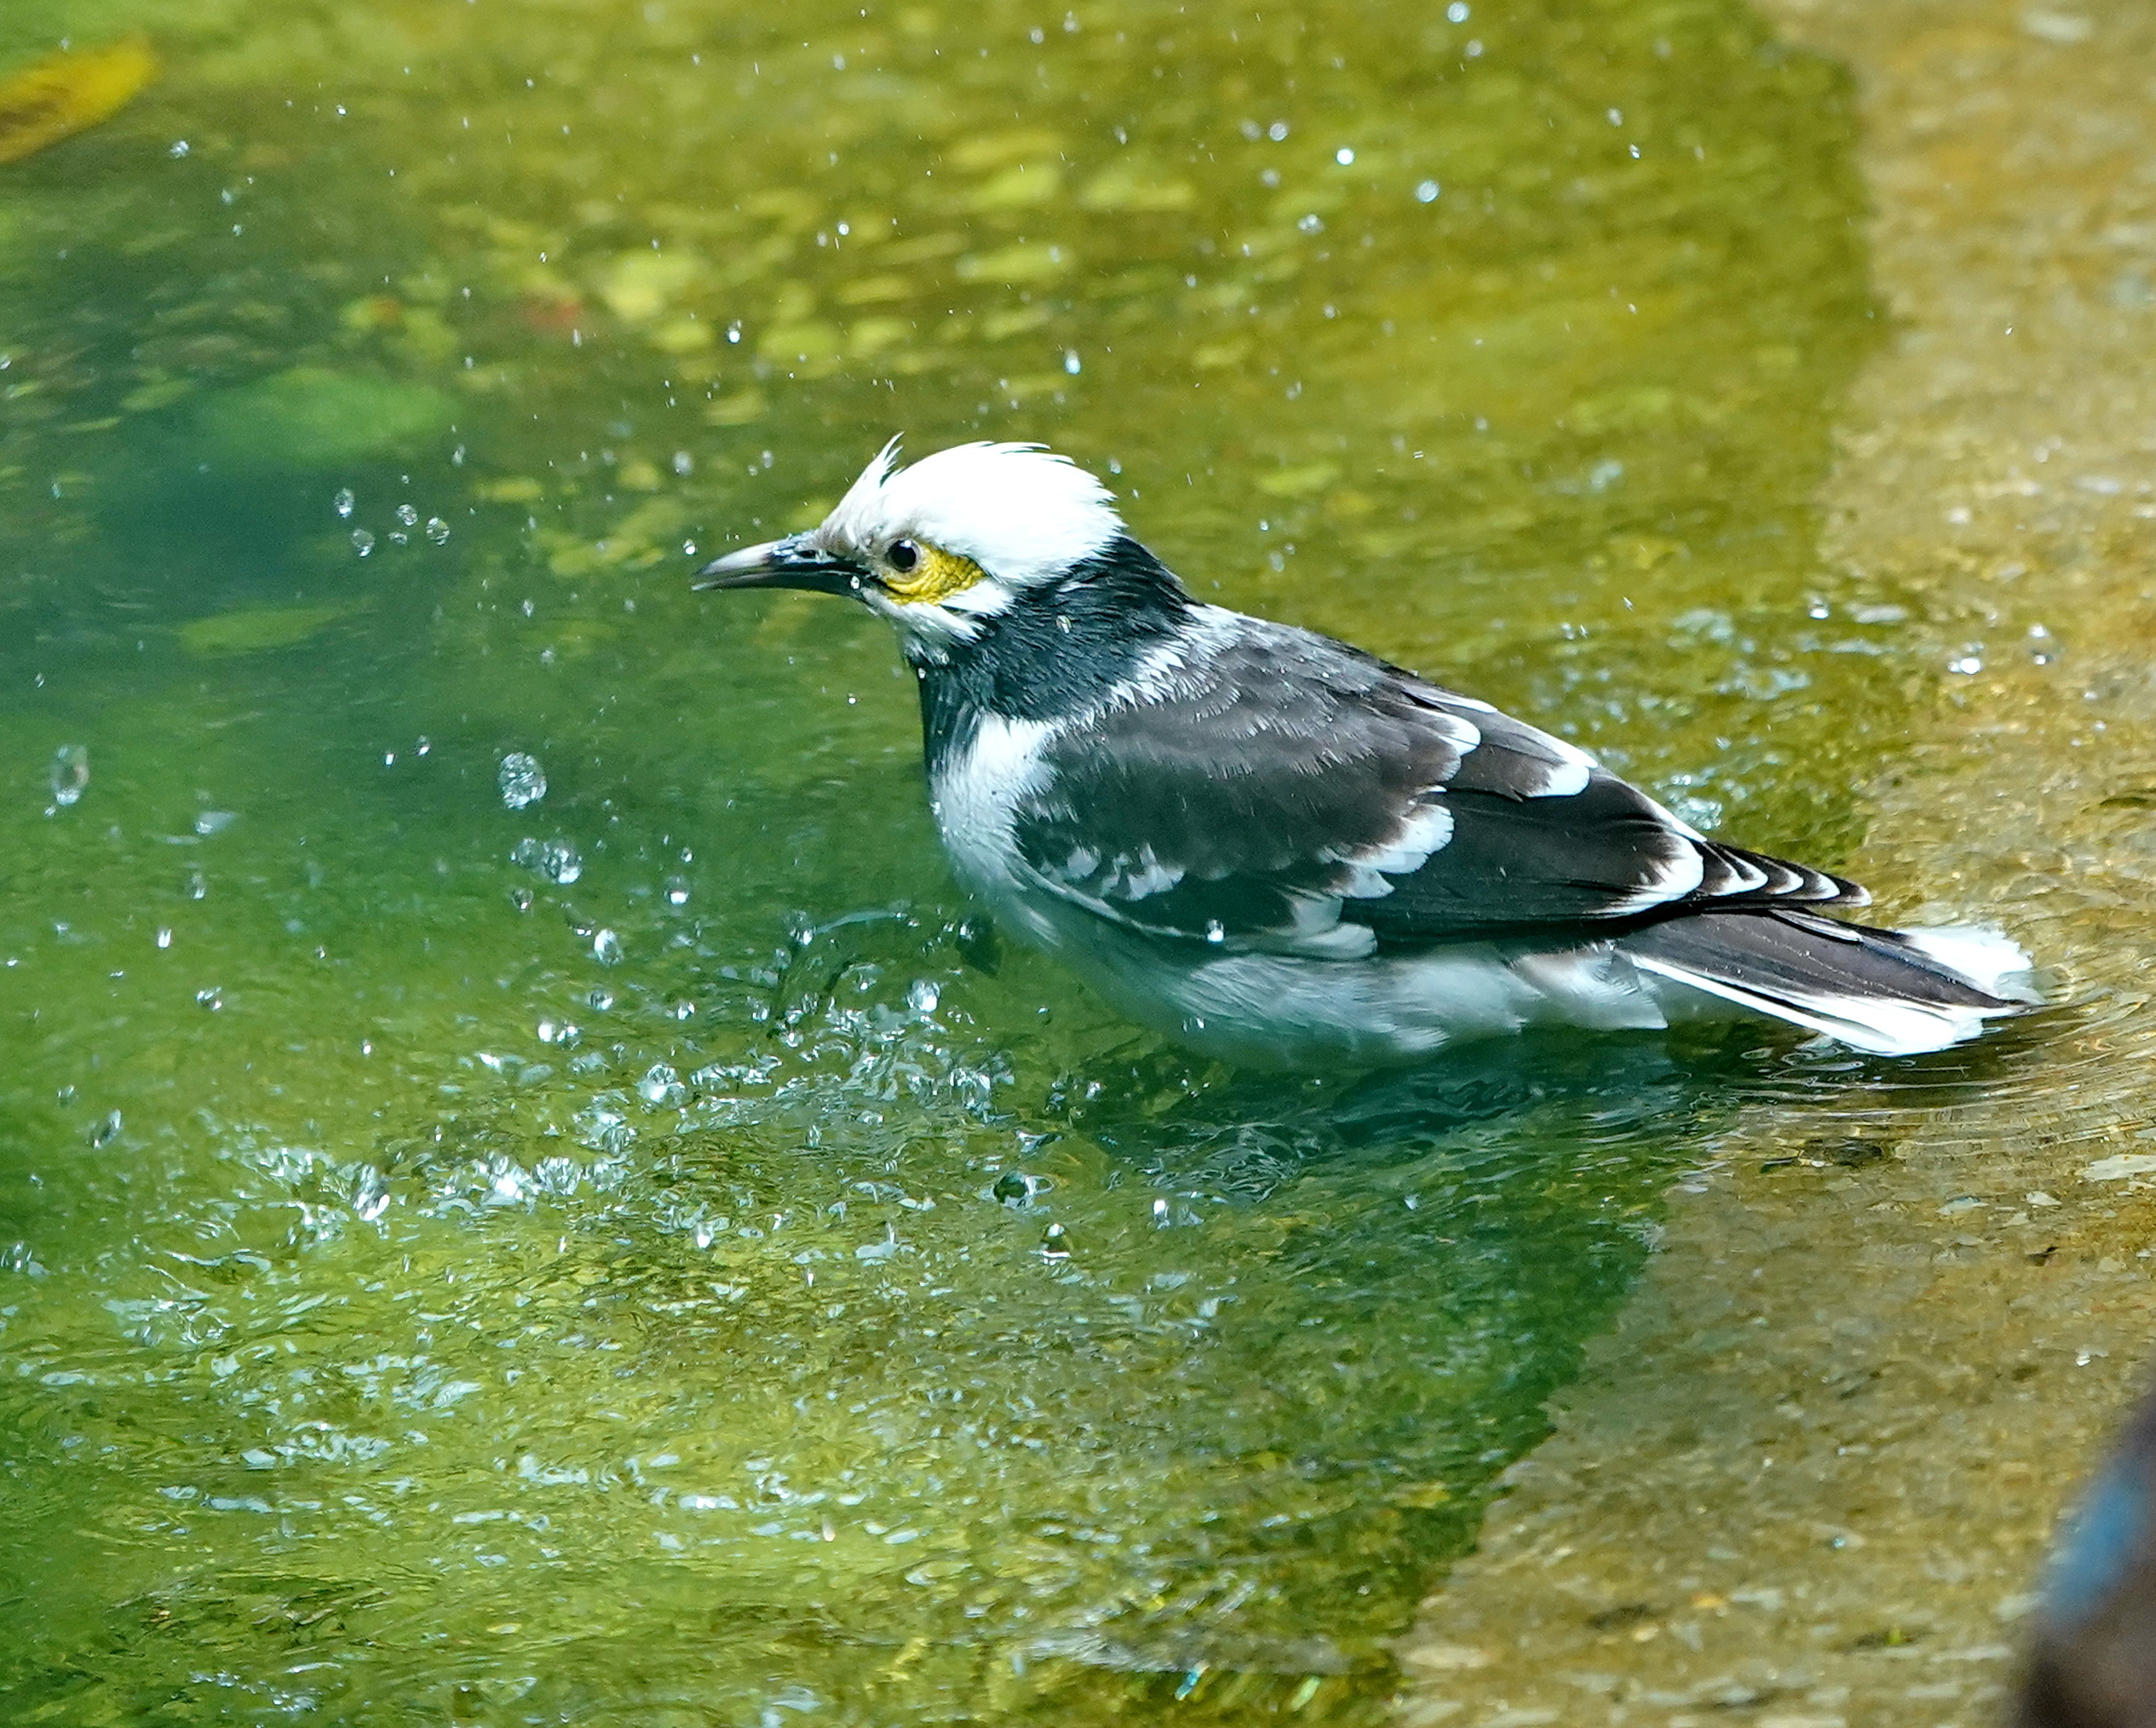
[{"xmin": 1620, "ymin": 908, "xmax": 2034, "ymax": 1056}]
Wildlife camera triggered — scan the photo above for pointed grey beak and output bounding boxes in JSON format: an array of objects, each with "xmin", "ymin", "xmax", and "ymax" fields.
[{"xmin": 692, "ymin": 533, "xmax": 868, "ymax": 597}]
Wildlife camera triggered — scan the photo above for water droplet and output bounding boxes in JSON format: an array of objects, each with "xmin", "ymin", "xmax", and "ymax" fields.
[
  {"xmin": 1335, "ymin": 146, "xmax": 1355, "ymax": 164},
  {"xmin": 195, "ymin": 986, "xmax": 223, "ymax": 1010},
  {"xmin": 1446, "ymin": 0, "xmax": 1469, "ymax": 17},
  {"xmin": 155, "ymin": 927, "xmax": 172, "ymax": 949},
  {"xmin": 91, "ymin": 1110, "xmax": 123, "ymax": 1148},
  {"xmin": 1040, "ymin": 1222, "xmax": 1072, "ymax": 1258},
  {"xmin": 426, "ymin": 516, "xmax": 451, "ymax": 544},
  {"xmin": 585, "ymin": 986, "xmax": 615, "ymax": 1013},
  {"xmin": 592, "ymin": 927, "xmax": 623, "ymax": 965},
  {"xmin": 351, "ymin": 528, "xmax": 376, "ymax": 557},
  {"xmin": 169, "ymin": 139, "xmax": 190, "ymax": 157},
  {"xmin": 1415, "ymin": 180, "xmax": 1441, "ymax": 203},
  {"xmin": 333, "ymin": 488, "xmax": 354, "ymax": 518},
  {"xmin": 993, "ymin": 1170, "xmax": 1043, "ymax": 1206},
  {"xmin": 1296, "ymin": 213, "xmax": 1325, "ymax": 234},
  {"xmin": 193, "ymin": 810, "xmax": 237, "ymax": 835},
  {"xmin": 1152, "ymin": 1197, "xmax": 1171, "ymax": 1226},
  {"xmin": 509, "ymin": 836, "xmax": 581, "ymax": 884},
  {"xmin": 636, "ymin": 1062, "xmax": 682, "ymax": 1105},
  {"xmin": 1268, "ymin": 120, "xmax": 1290, "ymax": 141},
  {"xmin": 671, "ymin": 451, "xmax": 693, "ymax": 476},
  {"xmin": 393, "ymin": 502, "xmax": 417, "ymax": 528},
  {"xmin": 508, "ymin": 885, "xmax": 534, "ymax": 911},
  {"xmin": 906, "ymin": 979, "xmax": 940, "ymax": 1013},
  {"xmin": 497, "ymin": 752, "xmax": 547, "ymax": 809},
  {"xmin": 664, "ymin": 875, "xmax": 691, "ymax": 906},
  {"xmin": 48, "ymin": 743, "xmax": 88, "ymax": 807},
  {"xmin": 1062, "ymin": 349, "xmax": 1082, "ymax": 375},
  {"xmin": 187, "ymin": 869, "xmax": 208, "ymax": 901}
]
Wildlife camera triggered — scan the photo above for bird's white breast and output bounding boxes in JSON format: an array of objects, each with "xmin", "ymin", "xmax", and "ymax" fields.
[{"xmin": 928, "ymin": 714, "xmax": 1060, "ymax": 933}]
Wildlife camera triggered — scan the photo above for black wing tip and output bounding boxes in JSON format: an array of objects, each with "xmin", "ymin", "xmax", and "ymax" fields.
[{"xmin": 1707, "ymin": 841, "xmax": 1871, "ymax": 910}]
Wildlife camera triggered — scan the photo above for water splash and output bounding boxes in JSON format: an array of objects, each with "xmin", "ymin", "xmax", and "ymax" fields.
[
  {"xmin": 497, "ymin": 751, "xmax": 547, "ymax": 809},
  {"xmin": 510, "ymin": 835, "xmax": 581, "ymax": 883},
  {"xmin": 47, "ymin": 743, "xmax": 88, "ymax": 809}
]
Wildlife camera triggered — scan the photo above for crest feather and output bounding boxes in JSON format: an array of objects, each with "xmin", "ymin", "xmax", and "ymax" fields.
[{"xmin": 820, "ymin": 438, "xmax": 1123, "ymax": 584}]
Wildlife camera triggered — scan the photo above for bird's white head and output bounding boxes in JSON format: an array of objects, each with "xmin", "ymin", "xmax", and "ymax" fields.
[{"xmin": 694, "ymin": 439, "xmax": 1124, "ymax": 657}]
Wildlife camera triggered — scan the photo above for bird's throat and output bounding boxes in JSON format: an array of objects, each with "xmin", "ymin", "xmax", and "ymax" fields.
[{"xmin": 911, "ymin": 534, "xmax": 1197, "ymax": 766}]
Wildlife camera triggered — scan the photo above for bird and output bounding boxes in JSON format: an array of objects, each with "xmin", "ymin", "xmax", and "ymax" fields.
[{"xmin": 693, "ymin": 439, "xmax": 2033, "ymax": 1071}]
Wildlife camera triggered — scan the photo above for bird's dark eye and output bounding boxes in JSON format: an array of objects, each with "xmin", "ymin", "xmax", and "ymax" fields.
[{"xmin": 888, "ymin": 539, "xmax": 919, "ymax": 572}]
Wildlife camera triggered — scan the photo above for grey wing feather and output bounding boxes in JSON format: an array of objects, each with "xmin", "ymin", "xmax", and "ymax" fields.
[{"xmin": 1009, "ymin": 618, "xmax": 1862, "ymax": 955}]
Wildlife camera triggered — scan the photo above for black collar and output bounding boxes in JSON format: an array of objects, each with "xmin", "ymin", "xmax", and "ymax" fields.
[{"xmin": 916, "ymin": 536, "xmax": 1197, "ymax": 765}]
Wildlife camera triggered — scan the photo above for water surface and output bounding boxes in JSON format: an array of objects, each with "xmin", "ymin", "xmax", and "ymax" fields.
[{"xmin": 0, "ymin": 0, "xmax": 1912, "ymax": 1719}]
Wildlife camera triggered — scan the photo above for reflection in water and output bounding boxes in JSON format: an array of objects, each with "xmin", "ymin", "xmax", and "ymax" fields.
[{"xmin": 0, "ymin": 0, "xmax": 1899, "ymax": 1719}]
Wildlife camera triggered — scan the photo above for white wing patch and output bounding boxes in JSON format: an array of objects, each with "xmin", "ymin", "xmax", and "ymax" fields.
[
  {"xmin": 1527, "ymin": 733, "xmax": 1595, "ymax": 797},
  {"xmin": 1721, "ymin": 853, "xmax": 1771, "ymax": 893},
  {"xmin": 1337, "ymin": 798, "xmax": 1456, "ymax": 898},
  {"xmin": 1423, "ymin": 708, "xmax": 1482, "ymax": 754},
  {"xmin": 1606, "ymin": 840, "xmax": 1708, "ymax": 913}
]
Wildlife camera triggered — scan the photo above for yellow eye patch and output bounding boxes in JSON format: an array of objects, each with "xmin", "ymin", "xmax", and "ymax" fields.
[{"xmin": 883, "ymin": 542, "xmax": 987, "ymax": 606}]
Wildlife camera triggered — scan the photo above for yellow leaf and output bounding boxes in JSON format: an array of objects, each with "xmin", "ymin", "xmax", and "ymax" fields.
[{"xmin": 0, "ymin": 37, "xmax": 157, "ymax": 168}]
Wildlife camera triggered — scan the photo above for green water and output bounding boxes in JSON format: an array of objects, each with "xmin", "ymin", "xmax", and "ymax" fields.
[{"xmin": 0, "ymin": 0, "xmax": 1904, "ymax": 1719}]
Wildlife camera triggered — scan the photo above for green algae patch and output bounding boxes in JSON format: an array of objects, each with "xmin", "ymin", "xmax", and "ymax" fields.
[
  {"xmin": 193, "ymin": 367, "xmax": 452, "ymax": 470},
  {"xmin": 178, "ymin": 600, "xmax": 358, "ymax": 656}
]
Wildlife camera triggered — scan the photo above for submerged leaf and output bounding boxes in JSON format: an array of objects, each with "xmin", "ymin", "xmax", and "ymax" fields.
[
  {"xmin": 0, "ymin": 37, "xmax": 156, "ymax": 168},
  {"xmin": 178, "ymin": 602, "xmax": 357, "ymax": 656}
]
